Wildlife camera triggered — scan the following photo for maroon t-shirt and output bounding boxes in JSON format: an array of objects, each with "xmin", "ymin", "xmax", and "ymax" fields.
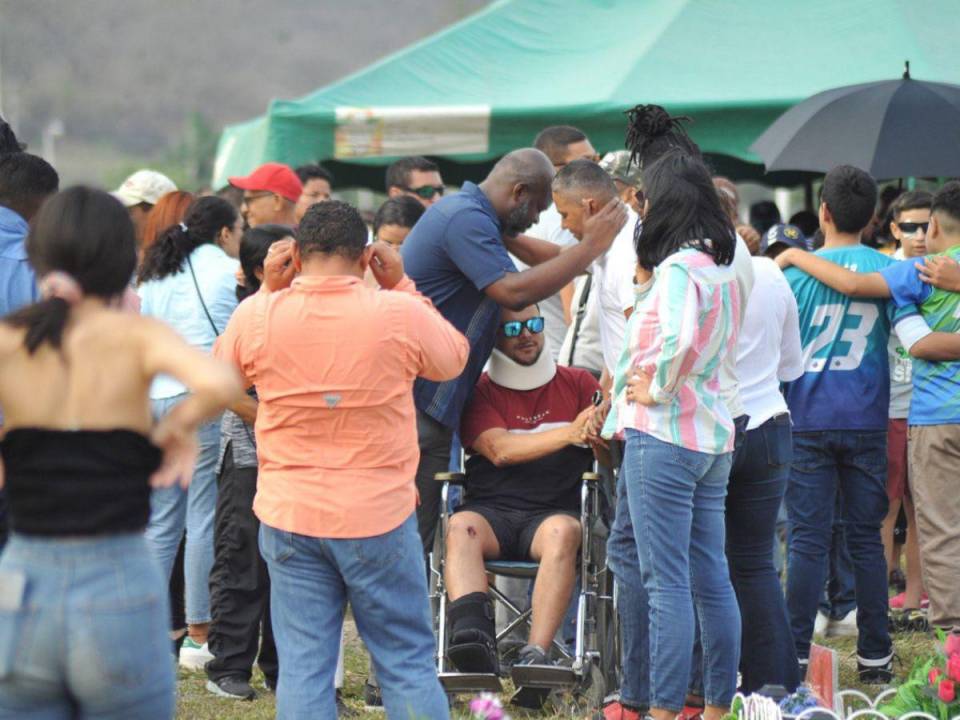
[{"xmin": 460, "ymin": 366, "xmax": 600, "ymax": 513}]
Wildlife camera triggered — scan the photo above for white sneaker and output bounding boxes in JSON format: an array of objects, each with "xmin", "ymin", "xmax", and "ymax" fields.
[
  {"xmin": 813, "ymin": 611, "xmax": 830, "ymax": 636},
  {"xmin": 178, "ymin": 637, "xmax": 214, "ymax": 670},
  {"xmin": 826, "ymin": 608, "xmax": 858, "ymax": 637}
]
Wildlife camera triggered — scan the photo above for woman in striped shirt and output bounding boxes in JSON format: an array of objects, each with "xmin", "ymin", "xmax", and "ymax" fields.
[{"xmin": 603, "ymin": 150, "xmax": 741, "ymax": 720}]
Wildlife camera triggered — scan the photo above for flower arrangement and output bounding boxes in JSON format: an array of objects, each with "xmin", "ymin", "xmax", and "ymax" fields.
[
  {"xmin": 878, "ymin": 631, "xmax": 960, "ymax": 718},
  {"xmin": 470, "ymin": 693, "xmax": 509, "ymax": 720}
]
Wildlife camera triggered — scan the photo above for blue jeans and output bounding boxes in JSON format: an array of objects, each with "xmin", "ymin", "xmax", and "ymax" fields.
[
  {"xmin": 786, "ymin": 431, "xmax": 892, "ymax": 663},
  {"xmin": 725, "ymin": 415, "xmax": 799, "ymax": 693},
  {"xmin": 0, "ymin": 534, "xmax": 173, "ymax": 719},
  {"xmin": 607, "ymin": 464, "xmax": 650, "ymax": 710},
  {"xmin": 818, "ymin": 498, "xmax": 857, "ymax": 620},
  {"xmin": 260, "ymin": 514, "xmax": 449, "ymax": 720},
  {"xmin": 614, "ymin": 430, "xmax": 740, "ymax": 712},
  {"xmin": 144, "ymin": 394, "xmax": 221, "ymax": 624}
]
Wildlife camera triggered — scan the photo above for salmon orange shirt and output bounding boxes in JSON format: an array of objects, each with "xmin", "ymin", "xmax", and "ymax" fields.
[{"xmin": 215, "ymin": 274, "xmax": 468, "ymax": 538}]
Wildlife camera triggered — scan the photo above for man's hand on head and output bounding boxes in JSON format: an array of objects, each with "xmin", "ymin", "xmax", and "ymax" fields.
[
  {"xmin": 262, "ymin": 239, "xmax": 297, "ymax": 293},
  {"xmin": 582, "ymin": 198, "xmax": 628, "ymax": 256},
  {"xmin": 370, "ymin": 241, "xmax": 405, "ymax": 290},
  {"xmin": 916, "ymin": 254, "xmax": 960, "ymax": 292}
]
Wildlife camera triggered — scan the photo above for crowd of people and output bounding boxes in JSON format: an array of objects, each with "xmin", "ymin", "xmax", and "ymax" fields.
[{"xmin": 0, "ymin": 104, "xmax": 958, "ymax": 720}]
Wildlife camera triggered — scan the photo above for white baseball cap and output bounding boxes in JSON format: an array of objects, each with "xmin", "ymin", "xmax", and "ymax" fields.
[{"xmin": 113, "ymin": 169, "xmax": 177, "ymax": 207}]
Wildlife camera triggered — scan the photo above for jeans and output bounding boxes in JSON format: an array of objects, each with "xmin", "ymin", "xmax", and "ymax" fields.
[
  {"xmin": 144, "ymin": 393, "xmax": 222, "ymax": 624},
  {"xmin": 786, "ymin": 431, "xmax": 892, "ymax": 663},
  {"xmin": 615, "ymin": 430, "xmax": 739, "ymax": 712},
  {"xmin": 260, "ymin": 514, "xmax": 449, "ymax": 720},
  {"xmin": 0, "ymin": 533, "xmax": 173, "ymax": 719},
  {"xmin": 818, "ymin": 501, "xmax": 857, "ymax": 620},
  {"xmin": 608, "ymin": 467, "xmax": 651, "ymax": 710},
  {"xmin": 725, "ymin": 415, "xmax": 799, "ymax": 693},
  {"xmin": 206, "ymin": 447, "xmax": 277, "ymax": 685}
]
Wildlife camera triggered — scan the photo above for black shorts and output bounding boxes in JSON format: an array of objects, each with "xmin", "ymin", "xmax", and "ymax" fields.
[{"xmin": 455, "ymin": 504, "xmax": 579, "ymax": 561}]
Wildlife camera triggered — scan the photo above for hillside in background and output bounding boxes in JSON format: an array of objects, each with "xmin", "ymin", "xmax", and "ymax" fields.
[{"xmin": 0, "ymin": 0, "xmax": 489, "ymax": 186}]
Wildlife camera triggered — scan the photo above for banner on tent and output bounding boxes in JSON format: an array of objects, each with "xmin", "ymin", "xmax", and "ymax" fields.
[{"xmin": 334, "ymin": 105, "xmax": 490, "ymax": 159}]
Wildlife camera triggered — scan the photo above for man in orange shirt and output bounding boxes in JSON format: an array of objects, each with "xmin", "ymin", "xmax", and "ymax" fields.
[{"xmin": 215, "ymin": 201, "xmax": 468, "ymax": 720}]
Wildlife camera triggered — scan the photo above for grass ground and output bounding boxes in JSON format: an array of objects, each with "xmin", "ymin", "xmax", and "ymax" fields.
[{"xmin": 174, "ymin": 621, "xmax": 938, "ymax": 719}]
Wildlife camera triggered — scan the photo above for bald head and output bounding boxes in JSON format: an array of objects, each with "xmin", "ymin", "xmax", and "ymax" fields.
[
  {"xmin": 480, "ymin": 148, "xmax": 554, "ymax": 235},
  {"xmin": 488, "ymin": 148, "xmax": 554, "ymax": 189}
]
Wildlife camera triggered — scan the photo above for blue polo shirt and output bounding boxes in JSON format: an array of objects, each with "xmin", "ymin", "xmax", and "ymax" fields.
[{"xmin": 401, "ymin": 182, "xmax": 516, "ymax": 428}]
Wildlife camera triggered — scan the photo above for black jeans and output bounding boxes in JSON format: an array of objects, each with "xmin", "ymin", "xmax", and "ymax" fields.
[
  {"xmin": 726, "ymin": 414, "xmax": 800, "ymax": 693},
  {"xmin": 206, "ymin": 446, "xmax": 277, "ymax": 684},
  {"xmin": 413, "ymin": 409, "xmax": 454, "ymax": 556}
]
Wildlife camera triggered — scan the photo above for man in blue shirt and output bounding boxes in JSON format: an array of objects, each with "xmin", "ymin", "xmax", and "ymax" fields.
[
  {"xmin": 0, "ymin": 151, "xmax": 59, "ymax": 549},
  {"xmin": 401, "ymin": 148, "xmax": 626, "ymax": 553}
]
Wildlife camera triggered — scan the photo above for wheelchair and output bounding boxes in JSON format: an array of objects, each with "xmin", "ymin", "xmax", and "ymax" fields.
[{"xmin": 429, "ymin": 460, "xmax": 620, "ymax": 710}]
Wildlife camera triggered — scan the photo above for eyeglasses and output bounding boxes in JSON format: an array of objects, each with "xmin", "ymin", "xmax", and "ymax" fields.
[
  {"xmin": 499, "ymin": 316, "xmax": 545, "ymax": 337},
  {"xmin": 242, "ymin": 191, "xmax": 274, "ymax": 206},
  {"xmin": 405, "ymin": 185, "xmax": 445, "ymax": 200},
  {"xmin": 897, "ymin": 221, "xmax": 929, "ymax": 235}
]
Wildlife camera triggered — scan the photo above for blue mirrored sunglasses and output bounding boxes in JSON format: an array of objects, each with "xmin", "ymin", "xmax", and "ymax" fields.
[{"xmin": 500, "ymin": 316, "xmax": 545, "ymax": 337}]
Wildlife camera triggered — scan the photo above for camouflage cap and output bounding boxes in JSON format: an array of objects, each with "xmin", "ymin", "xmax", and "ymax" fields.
[{"xmin": 599, "ymin": 150, "xmax": 642, "ymax": 187}]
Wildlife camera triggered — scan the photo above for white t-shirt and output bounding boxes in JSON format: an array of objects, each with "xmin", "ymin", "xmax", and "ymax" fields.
[
  {"xmin": 558, "ymin": 274, "xmax": 604, "ymax": 376},
  {"xmin": 737, "ymin": 257, "xmax": 803, "ymax": 430},
  {"xmin": 517, "ymin": 204, "xmax": 576, "ymax": 361},
  {"xmin": 589, "ymin": 207, "xmax": 639, "ymax": 375},
  {"xmin": 719, "ymin": 234, "xmax": 756, "ymax": 420}
]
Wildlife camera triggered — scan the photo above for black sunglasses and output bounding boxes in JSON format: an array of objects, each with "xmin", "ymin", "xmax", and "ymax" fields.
[
  {"xmin": 499, "ymin": 316, "xmax": 545, "ymax": 338},
  {"xmin": 897, "ymin": 221, "xmax": 929, "ymax": 235},
  {"xmin": 405, "ymin": 185, "xmax": 445, "ymax": 200}
]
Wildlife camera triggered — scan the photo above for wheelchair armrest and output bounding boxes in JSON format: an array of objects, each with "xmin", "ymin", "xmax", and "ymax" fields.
[
  {"xmin": 435, "ymin": 471, "xmax": 466, "ymax": 486},
  {"xmin": 581, "ymin": 471, "xmax": 601, "ymax": 483}
]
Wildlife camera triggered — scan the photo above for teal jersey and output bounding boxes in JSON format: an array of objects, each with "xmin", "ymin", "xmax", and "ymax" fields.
[
  {"xmin": 879, "ymin": 244, "xmax": 960, "ymax": 425},
  {"xmin": 784, "ymin": 245, "xmax": 899, "ymax": 431}
]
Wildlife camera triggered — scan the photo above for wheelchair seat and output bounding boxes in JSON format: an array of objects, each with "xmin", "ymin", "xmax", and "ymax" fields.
[{"xmin": 483, "ymin": 560, "xmax": 538, "ymax": 579}]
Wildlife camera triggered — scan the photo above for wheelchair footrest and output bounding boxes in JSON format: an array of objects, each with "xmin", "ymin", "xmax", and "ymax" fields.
[
  {"xmin": 438, "ymin": 672, "xmax": 503, "ymax": 693},
  {"xmin": 510, "ymin": 663, "xmax": 579, "ymax": 689}
]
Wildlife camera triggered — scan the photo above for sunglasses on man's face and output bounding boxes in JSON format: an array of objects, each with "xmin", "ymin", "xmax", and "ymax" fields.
[
  {"xmin": 405, "ymin": 185, "xmax": 445, "ymax": 200},
  {"xmin": 500, "ymin": 316, "xmax": 545, "ymax": 338},
  {"xmin": 897, "ymin": 221, "xmax": 929, "ymax": 235}
]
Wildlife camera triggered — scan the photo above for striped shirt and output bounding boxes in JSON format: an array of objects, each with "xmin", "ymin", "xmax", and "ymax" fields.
[{"xmin": 603, "ymin": 248, "xmax": 740, "ymax": 454}]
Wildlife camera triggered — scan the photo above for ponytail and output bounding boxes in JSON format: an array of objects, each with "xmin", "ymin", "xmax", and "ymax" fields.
[
  {"xmin": 138, "ymin": 195, "xmax": 237, "ymax": 283},
  {"xmin": 624, "ymin": 104, "xmax": 700, "ymax": 170},
  {"xmin": 5, "ymin": 297, "xmax": 71, "ymax": 354}
]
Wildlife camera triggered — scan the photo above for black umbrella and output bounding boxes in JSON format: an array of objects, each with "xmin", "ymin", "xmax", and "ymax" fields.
[{"xmin": 750, "ymin": 62, "xmax": 960, "ymax": 179}]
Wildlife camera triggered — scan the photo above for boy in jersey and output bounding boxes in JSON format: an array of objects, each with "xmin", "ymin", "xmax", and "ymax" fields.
[
  {"xmin": 780, "ymin": 166, "xmax": 906, "ymax": 683},
  {"xmin": 777, "ymin": 180, "xmax": 960, "ymax": 642}
]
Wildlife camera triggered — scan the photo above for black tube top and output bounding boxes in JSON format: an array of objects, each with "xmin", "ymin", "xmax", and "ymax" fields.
[{"xmin": 1, "ymin": 428, "xmax": 162, "ymax": 536}]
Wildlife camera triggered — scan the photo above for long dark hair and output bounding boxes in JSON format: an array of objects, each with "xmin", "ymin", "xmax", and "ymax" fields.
[
  {"xmin": 635, "ymin": 151, "xmax": 735, "ymax": 270},
  {"xmin": 138, "ymin": 196, "xmax": 237, "ymax": 283},
  {"xmin": 237, "ymin": 224, "xmax": 291, "ymax": 301},
  {"xmin": 5, "ymin": 187, "xmax": 136, "ymax": 353}
]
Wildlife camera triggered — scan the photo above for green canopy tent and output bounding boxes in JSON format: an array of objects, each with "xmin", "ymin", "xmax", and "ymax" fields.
[{"xmin": 212, "ymin": 0, "xmax": 960, "ymax": 190}]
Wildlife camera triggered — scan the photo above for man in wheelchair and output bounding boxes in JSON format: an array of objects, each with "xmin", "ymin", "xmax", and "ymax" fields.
[{"xmin": 444, "ymin": 304, "xmax": 601, "ymax": 673}]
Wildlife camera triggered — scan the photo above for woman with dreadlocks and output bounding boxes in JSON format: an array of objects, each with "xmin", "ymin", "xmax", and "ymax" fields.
[{"xmin": 598, "ymin": 106, "xmax": 754, "ymax": 720}]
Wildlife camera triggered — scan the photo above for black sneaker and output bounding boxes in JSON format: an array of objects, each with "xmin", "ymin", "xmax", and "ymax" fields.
[
  {"xmin": 890, "ymin": 608, "xmax": 929, "ymax": 634},
  {"xmin": 363, "ymin": 681, "xmax": 385, "ymax": 712},
  {"xmin": 857, "ymin": 656, "xmax": 894, "ymax": 685},
  {"xmin": 205, "ymin": 676, "xmax": 256, "ymax": 700}
]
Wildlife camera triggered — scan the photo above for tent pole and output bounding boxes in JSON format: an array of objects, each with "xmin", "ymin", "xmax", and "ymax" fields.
[{"xmin": 804, "ymin": 179, "xmax": 814, "ymax": 211}]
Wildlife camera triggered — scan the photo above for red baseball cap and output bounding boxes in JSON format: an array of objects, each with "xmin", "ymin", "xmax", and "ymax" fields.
[{"xmin": 229, "ymin": 162, "xmax": 303, "ymax": 203}]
